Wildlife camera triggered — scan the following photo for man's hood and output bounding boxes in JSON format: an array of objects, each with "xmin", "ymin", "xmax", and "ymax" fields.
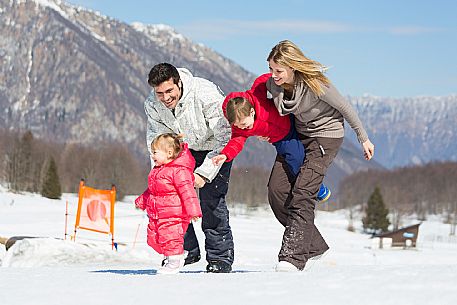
[{"xmin": 177, "ymin": 68, "xmax": 195, "ymax": 102}]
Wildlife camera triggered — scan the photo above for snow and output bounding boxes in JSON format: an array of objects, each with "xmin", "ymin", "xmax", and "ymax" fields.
[
  {"xmin": 33, "ymin": 0, "xmax": 69, "ymax": 19},
  {"xmin": 131, "ymin": 22, "xmax": 186, "ymax": 42},
  {"xmin": 1, "ymin": 187, "xmax": 456, "ymax": 305}
]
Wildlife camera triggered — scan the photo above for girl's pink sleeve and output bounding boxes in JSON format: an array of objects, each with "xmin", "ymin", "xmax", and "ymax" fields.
[
  {"xmin": 134, "ymin": 189, "xmax": 150, "ymax": 210},
  {"xmin": 174, "ymin": 168, "xmax": 202, "ymax": 218}
]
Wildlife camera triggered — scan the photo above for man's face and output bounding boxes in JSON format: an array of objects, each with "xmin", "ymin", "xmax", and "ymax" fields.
[{"xmin": 154, "ymin": 78, "xmax": 181, "ymax": 109}]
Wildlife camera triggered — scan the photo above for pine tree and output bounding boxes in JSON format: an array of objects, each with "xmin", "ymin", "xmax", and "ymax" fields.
[
  {"xmin": 41, "ymin": 156, "xmax": 62, "ymax": 199},
  {"xmin": 362, "ymin": 186, "xmax": 390, "ymax": 234}
]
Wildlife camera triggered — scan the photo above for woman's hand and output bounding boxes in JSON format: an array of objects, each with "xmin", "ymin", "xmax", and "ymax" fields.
[
  {"xmin": 211, "ymin": 154, "xmax": 227, "ymax": 166},
  {"xmin": 362, "ymin": 139, "xmax": 375, "ymax": 160}
]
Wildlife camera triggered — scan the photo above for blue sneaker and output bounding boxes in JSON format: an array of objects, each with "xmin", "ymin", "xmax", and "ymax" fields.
[{"xmin": 317, "ymin": 184, "xmax": 331, "ymax": 202}]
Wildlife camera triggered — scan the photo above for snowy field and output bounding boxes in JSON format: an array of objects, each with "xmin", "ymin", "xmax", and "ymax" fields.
[{"xmin": 1, "ymin": 187, "xmax": 456, "ymax": 305}]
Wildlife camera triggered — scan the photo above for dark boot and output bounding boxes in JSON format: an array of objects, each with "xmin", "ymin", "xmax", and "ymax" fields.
[
  {"xmin": 184, "ymin": 253, "xmax": 201, "ymax": 266},
  {"xmin": 206, "ymin": 260, "xmax": 232, "ymax": 273}
]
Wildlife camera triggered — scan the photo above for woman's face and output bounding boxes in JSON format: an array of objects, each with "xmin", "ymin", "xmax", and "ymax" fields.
[{"xmin": 269, "ymin": 60, "xmax": 294, "ymax": 86}]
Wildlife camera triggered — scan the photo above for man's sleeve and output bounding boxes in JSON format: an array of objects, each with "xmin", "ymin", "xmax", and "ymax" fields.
[
  {"xmin": 144, "ymin": 92, "xmax": 174, "ymax": 155},
  {"xmin": 193, "ymin": 80, "xmax": 231, "ymax": 182}
]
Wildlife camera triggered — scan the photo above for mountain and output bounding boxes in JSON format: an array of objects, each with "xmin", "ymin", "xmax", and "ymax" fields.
[
  {"xmin": 0, "ymin": 0, "xmax": 255, "ymax": 155},
  {"xmin": 0, "ymin": 0, "xmax": 380, "ymax": 191},
  {"xmin": 346, "ymin": 94, "xmax": 457, "ymax": 168}
]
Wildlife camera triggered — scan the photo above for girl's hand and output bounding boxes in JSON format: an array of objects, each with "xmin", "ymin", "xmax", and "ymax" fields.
[
  {"xmin": 191, "ymin": 216, "xmax": 201, "ymax": 222},
  {"xmin": 362, "ymin": 139, "xmax": 375, "ymax": 160},
  {"xmin": 211, "ymin": 154, "xmax": 227, "ymax": 166}
]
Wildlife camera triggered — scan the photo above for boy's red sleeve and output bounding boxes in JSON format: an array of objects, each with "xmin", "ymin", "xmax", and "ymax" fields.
[
  {"xmin": 250, "ymin": 73, "xmax": 271, "ymax": 99},
  {"xmin": 220, "ymin": 128, "xmax": 248, "ymax": 162}
]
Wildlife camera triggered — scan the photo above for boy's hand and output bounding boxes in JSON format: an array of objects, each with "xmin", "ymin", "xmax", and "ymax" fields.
[{"xmin": 211, "ymin": 154, "xmax": 227, "ymax": 166}]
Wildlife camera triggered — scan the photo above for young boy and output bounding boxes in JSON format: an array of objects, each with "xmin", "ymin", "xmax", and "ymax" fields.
[{"xmin": 212, "ymin": 73, "xmax": 331, "ymax": 202}]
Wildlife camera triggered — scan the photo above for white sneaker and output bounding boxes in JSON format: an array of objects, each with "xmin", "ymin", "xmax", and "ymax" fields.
[
  {"xmin": 157, "ymin": 254, "xmax": 185, "ymax": 275},
  {"xmin": 275, "ymin": 261, "xmax": 299, "ymax": 272}
]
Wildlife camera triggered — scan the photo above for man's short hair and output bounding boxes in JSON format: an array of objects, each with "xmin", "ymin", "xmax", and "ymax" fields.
[{"xmin": 148, "ymin": 63, "xmax": 180, "ymax": 87}]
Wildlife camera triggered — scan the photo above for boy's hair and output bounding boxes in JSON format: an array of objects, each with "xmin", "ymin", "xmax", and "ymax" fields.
[
  {"xmin": 225, "ymin": 97, "xmax": 254, "ymax": 125},
  {"xmin": 148, "ymin": 63, "xmax": 181, "ymax": 87},
  {"xmin": 151, "ymin": 133, "xmax": 183, "ymax": 159}
]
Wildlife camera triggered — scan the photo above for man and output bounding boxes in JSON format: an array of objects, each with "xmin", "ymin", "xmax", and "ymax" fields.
[{"xmin": 144, "ymin": 63, "xmax": 234, "ymax": 273}]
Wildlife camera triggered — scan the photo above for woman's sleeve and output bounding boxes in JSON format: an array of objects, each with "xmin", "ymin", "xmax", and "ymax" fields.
[{"xmin": 320, "ymin": 83, "xmax": 369, "ymax": 143}]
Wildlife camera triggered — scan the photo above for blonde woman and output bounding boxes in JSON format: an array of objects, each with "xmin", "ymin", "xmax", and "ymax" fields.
[{"xmin": 266, "ymin": 40, "xmax": 374, "ymax": 271}]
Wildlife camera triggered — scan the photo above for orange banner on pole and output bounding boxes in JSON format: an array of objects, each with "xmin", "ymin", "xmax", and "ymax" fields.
[{"xmin": 74, "ymin": 180, "xmax": 116, "ymax": 248}]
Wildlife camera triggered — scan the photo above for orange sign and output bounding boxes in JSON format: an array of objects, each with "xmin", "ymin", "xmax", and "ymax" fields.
[{"xmin": 74, "ymin": 180, "xmax": 116, "ymax": 246}]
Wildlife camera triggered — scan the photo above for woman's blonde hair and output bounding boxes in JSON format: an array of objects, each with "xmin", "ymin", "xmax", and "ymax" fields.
[
  {"xmin": 151, "ymin": 133, "xmax": 183, "ymax": 159},
  {"xmin": 267, "ymin": 40, "xmax": 330, "ymax": 96},
  {"xmin": 225, "ymin": 97, "xmax": 254, "ymax": 125}
]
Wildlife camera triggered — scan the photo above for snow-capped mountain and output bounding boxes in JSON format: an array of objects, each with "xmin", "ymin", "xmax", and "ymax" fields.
[
  {"xmin": 0, "ymin": 0, "xmax": 255, "ymax": 156},
  {"xmin": 347, "ymin": 95, "xmax": 457, "ymax": 168},
  {"xmin": 7, "ymin": 0, "xmax": 444, "ymax": 191}
]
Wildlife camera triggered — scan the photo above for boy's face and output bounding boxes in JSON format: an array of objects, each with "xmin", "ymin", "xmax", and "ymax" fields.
[{"xmin": 233, "ymin": 108, "xmax": 255, "ymax": 130}]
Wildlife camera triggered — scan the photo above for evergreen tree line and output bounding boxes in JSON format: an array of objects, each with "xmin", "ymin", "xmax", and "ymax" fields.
[
  {"xmin": 0, "ymin": 129, "xmax": 147, "ymax": 200},
  {"xmin": 338, "ymin": 162, "xmax": 457, "ymax": 227},
  {"xmin": 0, "ymin": 129, "xmax": 273, "ymax": 204}
]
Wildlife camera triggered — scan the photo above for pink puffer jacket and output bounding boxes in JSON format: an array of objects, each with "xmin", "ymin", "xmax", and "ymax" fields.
[{"xmin": 135, "ymin": 143, "xmax": 201, "ymax": 221}]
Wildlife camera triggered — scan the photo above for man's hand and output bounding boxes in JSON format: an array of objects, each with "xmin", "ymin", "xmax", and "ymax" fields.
[
  {"xmin": 194, "ymin": 173, "xmax": 206, "ymax": 188},
  {"xmin": 211, "ymin": 154, "xmax": 227, "ymax": 166}
]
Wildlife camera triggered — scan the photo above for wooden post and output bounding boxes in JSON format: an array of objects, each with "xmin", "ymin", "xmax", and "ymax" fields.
[{"xmin": 132, "ymin": 223, "xmax": 141, "ymax": 249}]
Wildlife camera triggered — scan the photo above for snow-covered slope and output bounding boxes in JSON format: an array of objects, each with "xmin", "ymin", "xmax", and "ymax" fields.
[{"xmin": 1, "ymin": 187, "xmax": 456, "ymax": 305}]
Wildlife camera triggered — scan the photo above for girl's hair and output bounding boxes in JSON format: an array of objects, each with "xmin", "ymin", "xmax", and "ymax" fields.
[
  {"xmin": 267, "ymin": 40, "xmax": 330, "ymax": 96},
  {"xmin": 151, "ymin": 133, "xmax": 183, "ymax": 159},
  {"xmin": 225, "ymin": 97, "xmax": 254, "ymax": 125}
]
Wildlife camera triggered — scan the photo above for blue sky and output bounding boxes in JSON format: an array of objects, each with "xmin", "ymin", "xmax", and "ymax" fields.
[{"xmin": 67, "ymin": 0, "xmax": 456, "ymax": 97}]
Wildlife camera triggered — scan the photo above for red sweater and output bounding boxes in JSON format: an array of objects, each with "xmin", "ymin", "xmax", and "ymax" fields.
[{"xmin": 221, "ymin": 73, "xmax": 291, "ymax": 162}]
